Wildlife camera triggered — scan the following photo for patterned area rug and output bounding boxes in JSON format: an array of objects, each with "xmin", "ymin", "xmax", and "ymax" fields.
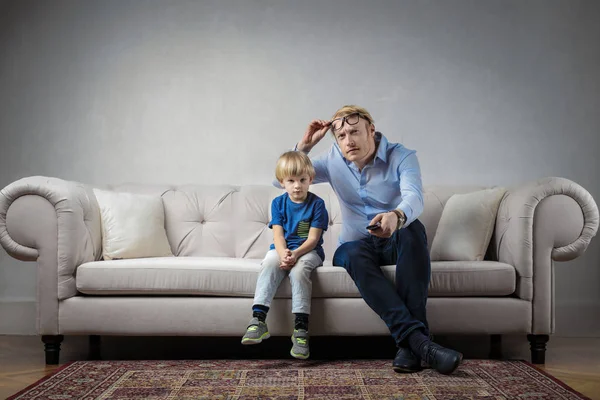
[{"xmin": 9, "ymin": 359, "xmax": 590, "ymax": 399}]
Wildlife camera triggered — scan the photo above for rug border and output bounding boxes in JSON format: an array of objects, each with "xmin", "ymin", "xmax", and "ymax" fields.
[
  {"xmin": 518, "ymin": 360, "xmax": 592, "ymax": 400},
  {"xmin": 6, "ymin": 361, "xmax": 75, "ymax": 400},
  {"xmin": 4, "ymin": 359, "xmax": 593, "ymax": 400}
]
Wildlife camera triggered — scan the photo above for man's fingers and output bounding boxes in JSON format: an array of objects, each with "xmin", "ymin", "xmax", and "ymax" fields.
[
  {"xmin": 309, "ymin": 120, "xmax": 327, "ymax": 132},
  {"xmin": 369, "ymin": 214, "xmax": 384, "ymax": 226},
  {"xmin": 301, "ymin": 119, "xmax": 330, "ymax": 147}
]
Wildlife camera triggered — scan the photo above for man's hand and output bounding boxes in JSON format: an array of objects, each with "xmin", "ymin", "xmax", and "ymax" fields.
[
  {"xmin": 297, "ymin": 119, "xmax": 331, "ymax": 153},
  {"xmin": 367, "ymin": 212, "xmax": 398, "ymax": 238},
  {"xmin": 280, "ymin": 249, "xmax": 297, "ymax": 270}
]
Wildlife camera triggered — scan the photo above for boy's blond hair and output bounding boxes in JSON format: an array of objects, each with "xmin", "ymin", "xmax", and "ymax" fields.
[
  {"xmin": 275, "ymin": 151, "xmax": 316, "ymax": 182},
  {"xmin": 331, "ymin": 104, "xmax": 375, "ymax": 125}
]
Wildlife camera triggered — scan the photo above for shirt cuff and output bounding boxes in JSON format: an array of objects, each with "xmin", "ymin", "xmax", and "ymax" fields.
[{"xmin": 396, "ymin": 204, "xmax": 413, "ymax": 228}]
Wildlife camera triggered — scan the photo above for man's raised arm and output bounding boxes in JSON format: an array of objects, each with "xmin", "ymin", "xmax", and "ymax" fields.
[{"xmin": 272, "ymin": 119, "xmax": 332, "ymax": 188}]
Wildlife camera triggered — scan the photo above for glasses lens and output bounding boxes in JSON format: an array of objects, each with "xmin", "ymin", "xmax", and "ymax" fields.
[
  {"xmin": 346, "ymin": 113, "xmax": 360, "ymax": 125},
  {"xmin": 331, "ymin": 113, "xmax": 360, "ymax": 132},
  {"xmin": 332, "ymin": 118, "xmax": 344, "ymax": 132}
]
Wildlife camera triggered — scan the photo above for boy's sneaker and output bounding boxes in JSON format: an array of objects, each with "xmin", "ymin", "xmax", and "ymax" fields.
[
  {"xmin": 290, "ymin": 329, "xmax": 310, "ymax": 359},
  {"xmin": 241, "ymin": 317, "xmax": 270, "ymax": 345}
]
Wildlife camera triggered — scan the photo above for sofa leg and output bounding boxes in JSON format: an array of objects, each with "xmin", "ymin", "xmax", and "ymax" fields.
[
  {"xmin": 489, "ymin": 334, "xmax": 502, "ymax": 359},
  {"xmin": 89, "ymin": 335, "xmax": 101, "ymax": 360},
  {"xmin": 527, "ymin": 334, "xmax": 549, "ymax": 364},
  {"xmin": 42, "ymin": 335, "xmax": 64, "ymax": 365}
]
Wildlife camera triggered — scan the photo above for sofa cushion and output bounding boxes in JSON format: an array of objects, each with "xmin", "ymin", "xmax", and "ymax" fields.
[
  {"xmin": 76, "ymin": 258, "xmax": 515, "ymax": 297},
  {"xmin": 93, "ymin": 188, "xmax": 173, "ymax": 260},
  {"xmin": 431, "ymin": 188, "xmax": 506, "ymax": 261}
]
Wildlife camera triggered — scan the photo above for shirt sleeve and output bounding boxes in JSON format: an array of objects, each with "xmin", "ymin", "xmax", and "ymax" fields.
[
  {"xmin": 396, "ymin": 151, "xmax": 424, "ymax": 226},
  {"xmin": 310, "ymin": 198, "xmax": 329, "ymax": 231},
  {"xmin": 309, "ymin": 153, "xmax": 329, "ymax": 184},
  {"xmin": 268, "ymin": 197, "xmax": 284, "ymax": 228}
]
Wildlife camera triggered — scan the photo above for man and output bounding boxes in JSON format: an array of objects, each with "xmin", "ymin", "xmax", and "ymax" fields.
[{"xmin": 293, "ymin": 105, "xmax": 462, "ymax": 375}]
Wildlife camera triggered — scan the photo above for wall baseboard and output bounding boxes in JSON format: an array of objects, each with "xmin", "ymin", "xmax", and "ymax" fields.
[
  {"xmin": 0, "ymin": 298, "xmax": 36, "ymax": 335},
  {"xmin": 1, "ymin": 299, "xmax": 598, "ymax": 336}
]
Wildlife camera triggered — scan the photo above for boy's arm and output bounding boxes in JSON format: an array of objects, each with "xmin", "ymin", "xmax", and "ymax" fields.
[
  {"xmin": 272, "ymin": 225, "xmax": 287, "ymax": 259},
  {"xmin": 291, "ymin": 227, "xmax": 323, "ymax": 259},
  {"xmin": 292, "ymin": 198, "xmax": 328, "ymax": 259}
]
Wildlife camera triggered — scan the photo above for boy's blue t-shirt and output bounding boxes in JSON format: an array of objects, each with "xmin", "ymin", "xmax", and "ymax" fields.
[{"xmin": 269, "ymin": 191, "xmax": 329, "ymax": 261}]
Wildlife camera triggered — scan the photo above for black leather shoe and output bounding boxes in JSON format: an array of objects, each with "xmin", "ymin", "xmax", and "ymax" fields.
[
  {"xmin": 393, "ymin": 347, "xmax": 422, "ymax": 373},
  {"xmin": 422, "ymin": 341, "xmax": 463, "ymax": 375}
]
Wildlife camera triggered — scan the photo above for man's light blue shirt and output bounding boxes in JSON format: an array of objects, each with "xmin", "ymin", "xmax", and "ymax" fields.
[{"xmin": 289, "ymin": 132, "xmax": 424, "ymax": 245}]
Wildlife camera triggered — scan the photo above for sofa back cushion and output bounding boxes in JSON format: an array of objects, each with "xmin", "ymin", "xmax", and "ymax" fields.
[
  {"xmin": 105, "ymin": 183, "xmax": 489, "ymax": 261},
  {"xmin": 162, "ymin": 185, "xmax": 238, "ymax": 257}
]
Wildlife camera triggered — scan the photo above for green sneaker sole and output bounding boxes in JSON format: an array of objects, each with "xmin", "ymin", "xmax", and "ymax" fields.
[
  {"xmin": 290, "ymin": 349, "xmax": 310, "ymax": 359},
  {"xmin": 241, "ymin": 332, "xmax": 270, "ymax": 345}
]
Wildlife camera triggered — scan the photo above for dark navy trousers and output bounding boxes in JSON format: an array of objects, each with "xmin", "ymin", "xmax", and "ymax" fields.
[{"xmin": 333, "ymin": 219, "xmax": 431, "ymax": 345}]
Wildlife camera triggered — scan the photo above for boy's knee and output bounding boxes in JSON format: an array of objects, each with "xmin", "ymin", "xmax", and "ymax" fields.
[
  {"xmin": 260, "ymin": 256, "xmax": 281, "ymax": 271},
  {"xmin": 289, "ymin": 261, "xmax": 313, "ymax": 281}
]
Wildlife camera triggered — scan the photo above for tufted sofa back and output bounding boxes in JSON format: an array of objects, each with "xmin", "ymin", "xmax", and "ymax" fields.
[{"xmin": 106, "ymin": 183, "xmax": 486, "ymax": 261}]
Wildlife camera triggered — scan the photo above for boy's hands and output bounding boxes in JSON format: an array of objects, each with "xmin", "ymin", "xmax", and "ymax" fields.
[{"xmin": 280, "ymin": 249, "xmax": 297, "ymax": 270}]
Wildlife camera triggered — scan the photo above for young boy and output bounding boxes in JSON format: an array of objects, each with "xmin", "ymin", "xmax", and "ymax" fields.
[{"xmin": 241, "ymin": 151, "xmax": 329, "ymax": 359}]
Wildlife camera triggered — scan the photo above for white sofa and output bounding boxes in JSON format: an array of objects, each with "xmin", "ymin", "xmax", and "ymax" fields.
[{"xmin": 0, "ymin": 176, "xmax": 598, "ymax": 365}]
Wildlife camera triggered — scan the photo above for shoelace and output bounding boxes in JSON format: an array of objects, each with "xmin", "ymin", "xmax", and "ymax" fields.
[
  {"xmin": 424, "ymin": 344, "xmax": 440, "ymax": 365},
  {"xmin": 296, "ymin": 337, "xmax": 307, "ymax": 346},
  {"xmin": 248, "ymin": 326, "xmax": 258, "ymax": 332}
]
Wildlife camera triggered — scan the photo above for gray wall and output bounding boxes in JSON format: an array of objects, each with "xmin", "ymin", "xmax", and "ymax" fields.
[{"xmin": 1, "ymin": 0, "xmax": 598, "ymax": 335}]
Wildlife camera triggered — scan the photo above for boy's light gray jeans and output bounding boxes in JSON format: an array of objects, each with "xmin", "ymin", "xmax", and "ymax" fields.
[{"xmin": 253, "ymin": 249, "xmax": 323, "ymax": 314}]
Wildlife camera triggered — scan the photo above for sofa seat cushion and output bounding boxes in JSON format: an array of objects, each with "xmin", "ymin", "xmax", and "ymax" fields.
[{"xmin": 76, "ymin": 257, "xmax": 516, "ymax": 297}]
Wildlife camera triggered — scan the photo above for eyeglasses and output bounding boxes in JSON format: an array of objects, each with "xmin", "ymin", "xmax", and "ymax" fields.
[{"xmin": 330, "ymin": 113, "xmax": 362, "ymax": 133}]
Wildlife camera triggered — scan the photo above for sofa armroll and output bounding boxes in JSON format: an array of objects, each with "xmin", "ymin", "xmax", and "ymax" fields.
[
  {"xmin": 0, "ymin": 176, "xmax": 102, "ymax": 301},
  {"xmin": 492, "ymin": 176, "xmax": 598, "ymax": 333}
]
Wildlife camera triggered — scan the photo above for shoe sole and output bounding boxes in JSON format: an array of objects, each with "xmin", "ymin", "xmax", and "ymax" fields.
[
  {"xmin": 241, "ymin": 332, "xmax": 270, "ymax": 345},
  {"xmin": 392, "ymin": 365, "xmax": 422, "ymax": 373},
  {"xmin": 290, "ymin": 349, "xmax": 309, "ymax": 360}
]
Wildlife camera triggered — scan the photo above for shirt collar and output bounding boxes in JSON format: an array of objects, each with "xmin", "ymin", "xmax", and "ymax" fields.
[{"xmin": 374, "ymin": 132, "xmax": 388, "ymax": 163}]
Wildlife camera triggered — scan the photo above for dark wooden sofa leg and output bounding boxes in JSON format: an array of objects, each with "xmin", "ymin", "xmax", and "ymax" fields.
[
  {"xmin": 527, "ymin": 334, "xmax": 549, "ymax": 364},
  {"xmin": 490, "ymin": 334, "xmax": 502, "ymax": 359},
  {"xmin": 89, "ymin": 335, "xmax": 101, "ymax": 360},
  {"xmin": 42, "ymin": 335, "xmax": 64, "ymax": 365}
]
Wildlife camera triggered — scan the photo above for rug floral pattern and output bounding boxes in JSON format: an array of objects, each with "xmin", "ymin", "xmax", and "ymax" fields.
[{"xmin": 9, "ymin": 359, "xmax": 589, "ymax": 399}]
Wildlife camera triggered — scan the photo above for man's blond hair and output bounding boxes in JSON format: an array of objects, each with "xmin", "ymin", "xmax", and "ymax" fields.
[
  {"xmin": 331, "ymin": 105, "xmax": 375, "ymax": 125},
  {"xmin": 275, "ymin": 151, "xmax": 316, "ymax": 182}
]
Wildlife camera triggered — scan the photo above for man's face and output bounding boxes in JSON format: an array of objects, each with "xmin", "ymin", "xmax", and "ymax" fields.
[
  {"xmin": 280, "ymin": 173, "xmax": 313, "ymax": 203},
  {"xmin": 332, "ymin": 114, "xmax": 376, "ymax": 164}
]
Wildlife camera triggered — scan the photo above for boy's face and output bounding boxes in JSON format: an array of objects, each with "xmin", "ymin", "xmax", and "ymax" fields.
[{"xmin": 280, "ymin": 173, "xmax": 313, "ymax": 203}]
